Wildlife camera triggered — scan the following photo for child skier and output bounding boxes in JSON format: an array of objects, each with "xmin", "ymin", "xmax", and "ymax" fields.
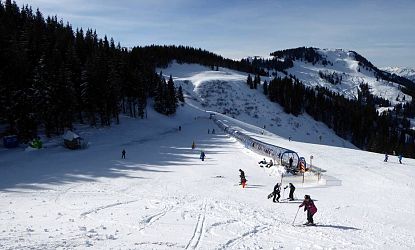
[
  {"xmin": 200, "ymin": 151, "xmax": 205, "ymax": 161},
  {"xmin": 272, "ymin": 183, "xmax": 281, "ymax": 203},
  {"xmin": 398, "ymin": 154, "xmax": 403, "ymax": 164},
  {"xmin": 384, "ymin": 153, "xmax": 388, "ymax": 162},
  {"xmin": 239, "ymin": 169, "xmax": 247, "ymax": 188},
  {"xmin": 121, "ymin": 149, "xmax": 126, "ymax": 159},
  {"xmin": 299, "ymin": 195, "xmax": 317, "ymax": 225},
  {"xmin": 284, "ymin": 183, "xmax": 296, "ymax": 201},
  {"xmin": 191, "ymin": 141, "xmax": 195, "ymax": 149}
]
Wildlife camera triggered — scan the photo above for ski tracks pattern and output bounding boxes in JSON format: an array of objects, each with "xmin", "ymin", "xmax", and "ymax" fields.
[
  {"xmin": 138, "ymin": 204, "xmax": 173, "ymax": 231},
  {"xmin": 80, "ymin": 199, "xmax": 140, "ymax": 218},
  {"xmin": 185, "ymin": 199, "xmax": 207, "ymax": 250}
]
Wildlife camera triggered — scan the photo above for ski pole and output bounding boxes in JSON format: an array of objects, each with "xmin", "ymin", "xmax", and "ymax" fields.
[{"xmin": 292, "ymin": 207, "xmax": 300, "ymax": 226}]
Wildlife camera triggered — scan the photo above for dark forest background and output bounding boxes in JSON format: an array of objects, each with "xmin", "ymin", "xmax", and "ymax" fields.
[{"xmin": 1, "ymin": 0, "xmax": 415, "ymax": 157}]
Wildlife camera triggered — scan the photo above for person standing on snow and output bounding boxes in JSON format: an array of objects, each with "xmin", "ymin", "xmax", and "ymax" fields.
[
  {"xmin": 121, "ymin": 149, "xmax": 126, "ymax": 159},
  {"xmin": 272, "ymin": 183, "xmax": 281, "ymax": 203},
  {"xmin": 299, "ymin": 195, "xmax": 317, "ymax": 225},
  {"xmin": 191, "ymin": 141, "xmax": 196, "ymax": 149},
  {"xmin": 398, "ymin": 154, "xmax": 403, "ymax": 164},
  {"xmin": 239, "ymin": 169, "xmax": 247, "ymax": 188},
  {"xmin": 200, "ymin": 151, "xmax": 206, "ymax": 161},
  {"xmin": 384, "ymin": 153, "xmax": 388, "ymax": 162},
  {"xmin": 289, "ymin": 157, "xmax": 293, "ymax": 169},
  {"xmin": 284, "ymin": 183, "xmax": 296, "ymax": 201}
]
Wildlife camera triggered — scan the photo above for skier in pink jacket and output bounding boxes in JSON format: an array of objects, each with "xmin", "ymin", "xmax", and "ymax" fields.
[{"xmin": 299, "ymin": 195, "xmax": 317, "ymax": 225}]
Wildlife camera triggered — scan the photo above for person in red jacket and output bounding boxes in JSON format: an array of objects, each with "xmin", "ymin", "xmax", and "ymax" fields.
[{"xmin": 299, "ymin": 195, "xmax": 317, "ymax": 225}]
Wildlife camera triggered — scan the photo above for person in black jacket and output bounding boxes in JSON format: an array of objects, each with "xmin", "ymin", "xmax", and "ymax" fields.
[
  {"xmin": 239, "ymin": 169, "xmax": 247, "ymax": 188},
  {"xmin": 272, "ymin": 183, "xmax": 281, "ymax": 202},
  {"xmin": 284, "ymin": 183, "xmax": 296, "ymax": 201}
]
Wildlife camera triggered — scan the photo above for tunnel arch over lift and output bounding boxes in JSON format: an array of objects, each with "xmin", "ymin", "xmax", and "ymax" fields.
[
  {"xmin": 280, "ymin": 150, "xmax": 300, "ymax": 170},
  {"xmin": 212, "ymin": 114, "xmax": 301, "ymax": 170}
]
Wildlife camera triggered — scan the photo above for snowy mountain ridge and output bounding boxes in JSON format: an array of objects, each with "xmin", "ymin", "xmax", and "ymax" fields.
[
  {"xmin": 382, "ymin": 66, "xmax": 415, "ymax": 82},
  {"xmin": 268, "ymin": 47, "xmax": 411, "ymax": 106}
]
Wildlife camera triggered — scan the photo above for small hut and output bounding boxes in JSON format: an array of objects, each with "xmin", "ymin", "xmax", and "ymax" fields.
[{"xmin": 63, "ymin": 131, "xmax": 86, "ymax": 149}]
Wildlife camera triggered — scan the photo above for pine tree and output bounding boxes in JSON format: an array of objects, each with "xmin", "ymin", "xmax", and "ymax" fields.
[
  {"xmin": 247, "ymin": 74, "xmax": 253, "ymax": 89},
  {"xmin": 177, "ymin": 85, "xmax": 185, "ymax": 102},
  {"xmin": 166, "ymin": 75, "xmax": 177, "ymax": 115}
]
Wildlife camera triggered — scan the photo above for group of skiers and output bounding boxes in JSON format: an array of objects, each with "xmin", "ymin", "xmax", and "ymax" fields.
[
  {"xmin": 258, "ymin": 158, "xmax": 274, "ymax": 168},
  {"xmin": 384, "ymin": 153, "xmax": 403, "ymax": 164},
  {"xmin": 239, "ymin": 168, "xmax": 317, "ymax": 226}
]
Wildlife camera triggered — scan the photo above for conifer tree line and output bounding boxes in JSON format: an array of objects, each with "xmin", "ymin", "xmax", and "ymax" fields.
[
  {"xmin": 264, "ymin": 76, "xmax": 415, "ymax": 157},
  {"xmin": 0, "ymin": 1, "xmax": 250, "ymax": 141}
]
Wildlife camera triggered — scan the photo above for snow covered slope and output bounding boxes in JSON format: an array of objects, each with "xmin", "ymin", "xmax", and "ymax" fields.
[
  {"xmin": 382, "ymin": 66, "xmax": 415, "ymax": 83},
  {"xmin": 1, "ymin": 104, "xmax": 414, "ymax": 249},
  {"xmin": 279, "ymin": 49, "xmax": 411, "ymax": 105},
  {"xmin": 159, "ymin": 62, "xmax": 354, "ymax": 148}
]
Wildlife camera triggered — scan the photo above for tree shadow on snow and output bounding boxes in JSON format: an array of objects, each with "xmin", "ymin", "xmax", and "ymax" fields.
[{"xmin": 0, "ymin": 119, "xmax": 235, "ymax": 192}]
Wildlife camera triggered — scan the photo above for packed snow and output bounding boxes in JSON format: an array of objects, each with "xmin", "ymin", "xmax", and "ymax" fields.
[
  {"xmin": 1, "ymin": 97, "xmax": 415, "ymax": 249},
  {"xmin": 1, "ymin": 62, "xmax": 414, "ymax": 249}
]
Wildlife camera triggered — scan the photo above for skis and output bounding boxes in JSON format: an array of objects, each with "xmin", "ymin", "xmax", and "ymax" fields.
[{"xmin": 295, "ymin": 223, "xmax": 317, "ymax": 227}]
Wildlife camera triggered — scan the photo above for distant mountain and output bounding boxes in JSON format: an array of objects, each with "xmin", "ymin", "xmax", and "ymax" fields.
[
  {"xmin": 381, "ymin": 67, "xmax": 415, "ymax": 82},
  {"xmin": 251, "ymin": 47, "xmax": 414, "ymax": 105}
]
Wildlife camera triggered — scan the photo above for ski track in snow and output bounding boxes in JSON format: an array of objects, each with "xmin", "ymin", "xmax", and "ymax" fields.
[
  {"xmin": 1, "ymin": 64, "xmax": 415, "ymax": 249},
  {"xmin": 185, "ymin": 199, "xmax": 207, "ymax": 249},
  {"xmin": 80, "ymin": 199, "xmax": 140, "ymax": 218}
]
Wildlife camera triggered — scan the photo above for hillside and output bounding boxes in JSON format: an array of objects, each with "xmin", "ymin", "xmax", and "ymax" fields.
[
  {"xmin": 1, "ymin": 102, "xmax": 414, "ymax": 249},
  {"xmin": 268, "ymin": 48, "xmax": 411, "ymax": 106},
  {"xmin": 159, "ymin": 62, "xmax": 354, "ymax": 148}
]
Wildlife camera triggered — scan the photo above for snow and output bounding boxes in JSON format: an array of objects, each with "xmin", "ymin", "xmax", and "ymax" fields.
[
  {"xmin": 160, "ymin": 61, "xmax": 354, "ymax": 148},
  {"xmin": 382, "ymin": 66, "xmax": 415, "ymax": 82},
  {"xmin": 282, "ymin": 49, "xmax": 411, "ymax": 106},
  {"xmin": 1, "ymin": 63, "xmax": 415, "ymax": 249},
  {"xmin": 63, "ymin": 131, "xmax": 81, "ymax": 141},
  {"xmin": 1, "ymin": 103, "xmax": 414, "ymax": 249}
]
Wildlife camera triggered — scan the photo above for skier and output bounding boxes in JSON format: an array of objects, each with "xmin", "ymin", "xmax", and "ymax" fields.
[
  {"xmin": 258, "ymin": 158, "xmax": 267, "ymax": 167},
  {"xmin": 289, "ymin": 157, "xmax": 293, "ymax": 169},
  {"xmin": 239, "ymin": 169, "xmax": 247, "ymax": 188},
  {"xmin": 266, "ymin": 159, "xmax": 273, "ymax": 168},
  {"xmin": 284, "ymin": 183, "xmax": 296, "ymax": 201},
  {"xmin": 212, "ymin": 129, "xmax": 215, "ymax": 134},
  {"xmin": 289, "ymin": 136, "xmax": 292, "ymax": 141},
  {"xmin": 200, "ymin": 151, "xmax": 205, "ymax": 161},
  {"xmin": 121, "ymin": 149, "xmax": 126, "ymax": 159},
  {"xmin": 299, "ymin": 195, "xmax": 317, "ymax": 225},
  {"xmin": 179, "ymin": 126, "xmax": 181, "ymax": 131},
  {"xmin": 191, "ymin": 141, "xmax": 196, "ymax": 149},
  {"xmin": 384, "ymin": 153, "xmax": 388, "ymax": 162},
  {"xmin": 398, "ymin": 154, "xmax": 403, "ymax": 164},
  {"xmin": 272, "ymin": 183, "xmax": 281, "ymax": 203}
]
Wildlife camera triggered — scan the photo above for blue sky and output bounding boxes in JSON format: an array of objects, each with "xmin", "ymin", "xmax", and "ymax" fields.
[{"xmin": 18, "ymin": 0, "xmax": 415, "ymax": 67}]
